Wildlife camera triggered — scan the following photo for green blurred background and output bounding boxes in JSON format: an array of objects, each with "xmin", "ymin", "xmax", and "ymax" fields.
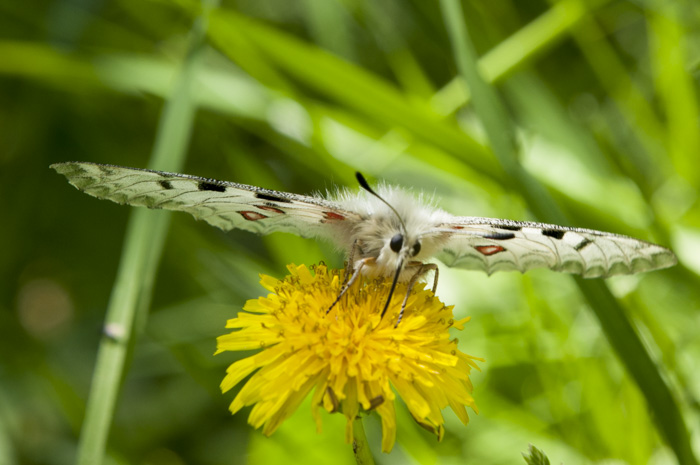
[{"xmin": 2, "ymin": 0, "xmax": 700, "ymax": 463}]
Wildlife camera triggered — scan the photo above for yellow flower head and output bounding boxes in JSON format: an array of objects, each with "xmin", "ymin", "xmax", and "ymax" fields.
[{"xmin": 217, "ymin": 263, "xmax": 481, "ymax": 452}]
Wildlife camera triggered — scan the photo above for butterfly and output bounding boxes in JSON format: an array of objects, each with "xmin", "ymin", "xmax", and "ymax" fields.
[{"xmin": 52, "ymin": 162, "xmax": 677, "ymax": 324}]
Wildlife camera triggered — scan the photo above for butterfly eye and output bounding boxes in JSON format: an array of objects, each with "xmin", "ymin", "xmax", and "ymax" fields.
[
  {"xmin": 390, "ymin": 234, "xmax": 404, "ymax": 253},
  {"xmin": 411, "ymin": 242, "xmax": 421, "ymax": 257}
]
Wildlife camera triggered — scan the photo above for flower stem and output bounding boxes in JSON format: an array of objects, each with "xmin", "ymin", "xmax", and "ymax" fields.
[{"xmin": 352, "ymin": 417, "xmax": 375, "ymax": 465}]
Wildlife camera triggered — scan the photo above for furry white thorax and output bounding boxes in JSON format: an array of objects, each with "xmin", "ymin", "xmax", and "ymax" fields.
[{"xmin": 326, "ymin": 184, "xmax": 452, "ymax": 280}]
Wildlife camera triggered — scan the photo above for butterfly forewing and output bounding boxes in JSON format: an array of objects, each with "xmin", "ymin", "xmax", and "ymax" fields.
[
  {"xmin": 53, "ymin": 161, "xmax": 676, "ymax": 279},
  {"xmin": 51, "ymin": 162, "xmax": 360, "ymax": 239},
  {"xmin": 435, "ymin": 218, "xmax": 676, "ymax": 278}
]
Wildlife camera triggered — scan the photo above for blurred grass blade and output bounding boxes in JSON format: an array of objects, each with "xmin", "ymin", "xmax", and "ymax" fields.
[
  {"xmin": 438, "ymin": 1, "xmax": 698, "ymax": 464},
  {"xmin": 74, "ymin": 1, "xmax": 218, "ymax": 464},
  {"xmin": 438, "ymin": 0, "xmax": 564, "ymax": 224},
  {"xmin": 648, "ymin": 1, "xmax": 700, "ymax": 188},
  {"xmin": 433, "ymin": 0, "xmax": 612, "ymax": 115},
  {"xmin": 205, "ymin": 9, "xmax": 503, "ymax": 182},
  {"xmin": 0, "ymin": 41, "xmax": 100, "ymax": 87},
  {"xmin": 561, "ymin": 1, "xmax": 668, "ymax": 191},
  {"xmin": 575, "ymin": 278, "xmax": 697, "ymax": 465},
  {"xmin": 302, "ymin": 0, "xmax": 356, "ymax": 61}
]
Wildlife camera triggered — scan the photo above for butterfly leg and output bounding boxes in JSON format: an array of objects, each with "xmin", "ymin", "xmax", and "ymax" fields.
[
  {"xmin": 326, "ymin": 256, "xmax": 375, "ymax": 315},
  {"xmin": 427, "ymin": 263, "xmax": 439, "ymax": 293},
  {"xmin": 393, "ymin": 263, "xmax": 439, "ymax": 327},
  {"xmin": 394, "ymin": 265, "xmax": 424, "ymax": 327},
  {"xmin": 405, "ymin": 262, "xmax": 439, "ymax": 292},
  {"xmin": 341, "ymin": 239, "xmax": 361, "ymax": 289}
]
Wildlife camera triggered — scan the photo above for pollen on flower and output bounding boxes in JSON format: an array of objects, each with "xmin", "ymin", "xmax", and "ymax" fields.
[{"xmin": 216, "ymin": 263, "xmax": 482, "ymax": 452}]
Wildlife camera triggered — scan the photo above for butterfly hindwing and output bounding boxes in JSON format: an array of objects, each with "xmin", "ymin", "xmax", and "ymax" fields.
[
  {"xmin": 51, "ymin": 162, "xmax": 359, "ymax": 239},
  {"xmin": 435, "ymin": 218, "xmax": 676, "ymax": 278}
]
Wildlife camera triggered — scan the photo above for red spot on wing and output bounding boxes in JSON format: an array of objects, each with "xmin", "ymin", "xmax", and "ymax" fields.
[
  {"xmin": 323, "ymin": 211, "xmax": 345, "ymax": 221},
  {"xmin": 452, "ymin": 226, "xmax": 464, "ymax": 230},
  {"xmin": 239, "ymin": 211, "xmax": 267, "ymax": 221},
  {"xmin": 258, "ymin": 205, "xmax": 285, "ymax": 214},
  {"xmin": 475, "ymin": 245, "xmax": 505, "ymax": 256}
]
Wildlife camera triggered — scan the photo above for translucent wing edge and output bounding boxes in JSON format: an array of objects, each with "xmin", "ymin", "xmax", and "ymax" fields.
[
  {"xmin": 50, "ymin": 161, "xmax": 361, "ymax": 238},
  {"xmin": 50, "ymin": 161, "xmax": 338, "ymax": 208}
]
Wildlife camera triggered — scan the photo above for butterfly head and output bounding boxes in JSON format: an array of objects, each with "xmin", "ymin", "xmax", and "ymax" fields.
[
  {"xmin": 387, "ymin": 231, "xmax": 422, "ymax": 267},
  {"xmin": 355, "ymin": 172, "xmax": 425, "ymax": 278}
]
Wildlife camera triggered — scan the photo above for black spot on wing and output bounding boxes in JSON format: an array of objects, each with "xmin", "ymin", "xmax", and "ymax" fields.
[
  {"xmin": 574, "ymin": 238, "xmax": 592, "ymax": 251},
  {"xmin": 255, "ymin": 192, "xmax": 292, "ymax": 203},
  {"xmin": 483, "ymin": 232, "xmax": 516, "ymax": 240},
  {"xmin": 198, "ymin": 181, "xmax": 226, "ymax": 193},
  {"xmin": 542, "ymin": 229, "xmax": 565, "ymax": 239},
  {"xmin": 496, "ymin": 225, "xmax": 522, "ymax": 231},
  {"xmin": 159, "ymin": 180, "xmax": 173, "ymax": 190}
]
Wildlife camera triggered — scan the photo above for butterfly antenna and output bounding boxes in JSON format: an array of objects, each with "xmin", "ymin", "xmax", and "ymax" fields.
[
  {"xmin": 357, "ymin": 172, "xmax": 409, "ymax": 323},
  {"xmin": 355, "ymin": 172, "xmax": 407, "ymax": 234},
  {"xmin": 381, "ymin": 258, "xmax": 403, "ymax": 319}
]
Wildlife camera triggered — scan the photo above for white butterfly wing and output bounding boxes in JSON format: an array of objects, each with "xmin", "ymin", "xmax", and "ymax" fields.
[
  {"xmin": 434, "ymin": 217, "xmax": 676, "ymax": 278},
  {"xmin": 51, "ymin": 162, "xmax": 360, "ymax": 239}
]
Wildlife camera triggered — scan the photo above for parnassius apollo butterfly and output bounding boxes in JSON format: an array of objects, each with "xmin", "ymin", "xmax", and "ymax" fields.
[{"xmin": 52, "ymin": 162, "xmax": 677, "ymax": 322}]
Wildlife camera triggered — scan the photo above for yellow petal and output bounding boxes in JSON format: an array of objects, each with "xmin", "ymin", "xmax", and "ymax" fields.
[{"xmin": 217, "ymin": 263, "xmax": 480, "ymax": 452}]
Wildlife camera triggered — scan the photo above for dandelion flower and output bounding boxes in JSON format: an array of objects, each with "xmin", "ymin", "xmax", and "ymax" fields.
[{"xmin": 217, "ymin": 263, "xmax": 481, "ymax": 452}]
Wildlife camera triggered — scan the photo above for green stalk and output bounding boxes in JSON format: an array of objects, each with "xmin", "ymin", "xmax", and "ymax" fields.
[
  {"xmin": 74, "ymin": 1, "xmax": 218, "ymax": 464},
  {"xmin": 439, "ymin": 0, "xmax": 565, "ymax": 225},
  {"xmin": 432, "ymin": 0, "xmax": 612, "ymax": 115},
  {"xmin": 438, "ymin": 1, "xmax": 697, "ymax": 464},
  {"xmin": 352, "ymin": 417, "xmax": 375, "ymax": 465}
]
